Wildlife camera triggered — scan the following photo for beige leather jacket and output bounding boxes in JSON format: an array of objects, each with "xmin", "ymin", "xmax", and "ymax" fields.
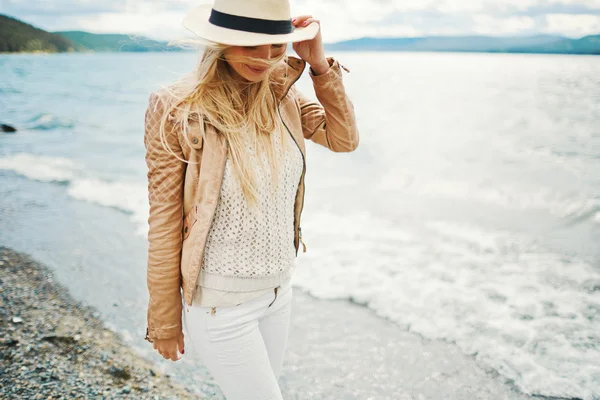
[{"xmin": 143, "ymin": 55, "xmax": 359, "ymax": 342}]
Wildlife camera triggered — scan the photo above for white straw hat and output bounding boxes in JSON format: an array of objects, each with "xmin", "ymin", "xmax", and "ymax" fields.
[{"xmin": 183, "ymin": 0, "xmax": 320, "ymax": 46}]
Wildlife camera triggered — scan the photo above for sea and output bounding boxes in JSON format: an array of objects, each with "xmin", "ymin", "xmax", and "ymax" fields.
[{"xmin": 1, "ymin": 51, "xmax": 599, "ymax": 399}]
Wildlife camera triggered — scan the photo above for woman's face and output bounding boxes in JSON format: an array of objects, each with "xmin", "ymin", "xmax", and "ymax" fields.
[{"xmin": 224, "ymin": 43, "xmax": 287, "ymax": 82}]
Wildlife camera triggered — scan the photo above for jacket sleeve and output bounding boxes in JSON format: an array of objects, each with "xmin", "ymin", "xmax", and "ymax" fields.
[
  {"xmin": 294, "ymin": 57, "xmax": 359, "ymax": 152},
  {"xmin": 143, "ymin": 92, "xmax": 185, "ymax": 342}
]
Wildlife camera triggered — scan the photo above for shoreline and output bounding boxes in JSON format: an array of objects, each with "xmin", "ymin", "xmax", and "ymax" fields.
[
  {"xmin": 0, "ymin": 243, "xmax": 532, "ymax": 400},
  {"xmin": 0, "ymin": 172, "xmax": 537, "ymax": 399},
  {"xmin": 0, "ymin": 246, "xmax": 195, "ymax": 399}
]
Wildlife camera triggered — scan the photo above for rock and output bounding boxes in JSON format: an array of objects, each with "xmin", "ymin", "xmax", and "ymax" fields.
[
  {"xmin": 12, "ymin": 316, "xmax": 23, "ymax": 323},
  {"xmin": 1, "ymin": 124, "xmax": 17, "ymax": 133},
  {"xmin": 1, "ymin": 339, "xmax": 19, "ymax": 347},
  {"xmin": 107, "ymin": 365, "xmax": 131, "ymax": 380},
  {"xmin": 121, "ymin": 385, "xmax": 131, "ymax": 394},
  {"xmin": 41, "ymin": 335, "xmax": 76, "ymax": 346}
]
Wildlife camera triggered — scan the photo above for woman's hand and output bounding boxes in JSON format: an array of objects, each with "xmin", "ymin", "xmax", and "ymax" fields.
[
  {"xmin": 153, "ymin": 331, "xmax": 185, "ymax": 362},
  {"xmin": 291, "ymin": 16, "xmax": 330, "ymax": 75}
]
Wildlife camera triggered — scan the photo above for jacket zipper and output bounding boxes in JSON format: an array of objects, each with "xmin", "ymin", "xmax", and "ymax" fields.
[
  {"xmin": 299, "ymin": 226, "xmax": 307, "ymax": 253},
  {"xmin": 276, "ymin": 68, "xmax": 307, "ymax": 256}
]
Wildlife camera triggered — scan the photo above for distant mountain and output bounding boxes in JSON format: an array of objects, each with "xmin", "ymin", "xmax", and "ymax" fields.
[
  {"xmin": 0, "ymin": 14, "xmax": 74, "ymax": 52},
  {"xmin": 55, "ymin": 31, "xmax": 183, "ymax": 52},
  {"xmin": 0, "ymin": 15, "xmax": 183, "ymax": 53},
  {"xmin": 3, "ymin": 13, "xmax": 599, "ymax": 55},
  {"xmin": 325, "ymin": 35, "xmax": 600, "ymax": 55},
  {"xmin": 507, "ymin": 35, "xmax": 600, "ymax": 54}
]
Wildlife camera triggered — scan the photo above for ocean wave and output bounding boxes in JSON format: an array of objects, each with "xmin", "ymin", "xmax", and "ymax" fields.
[
  {"xmin": 293, "ymin": 213, "xmax": 600, "ymax": 399},
  {"xmin": 24, "ymin": 113, "xmax": 75, "ymax": 131},
  {"xmin": 0, "ymin": 153, "xmax": 76, "ymax": 183},
  {"xmin": 67, "ymin": 179, "xmax": 148, "ymax": 234},
  {"xmin": 0, "ymin": 153, "xmax": 149, "ymax": 233},
  {"xmin": 377, "ymin": 169, "xmax": 600, "ymax": 225},
  {"xmin": 0, "ymin": 87, "xmax": 21, "ymax": 94}
]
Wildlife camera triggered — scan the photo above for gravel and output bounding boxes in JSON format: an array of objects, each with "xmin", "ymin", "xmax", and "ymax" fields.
[{"xmin": 0, "ymin": 246, "xmax": 196, "ymax": 400}]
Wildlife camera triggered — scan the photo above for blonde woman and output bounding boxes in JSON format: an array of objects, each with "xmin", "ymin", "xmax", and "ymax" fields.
[{"xmin": 143, "ymin": 0, "xmax": 359, "ymax": 398}]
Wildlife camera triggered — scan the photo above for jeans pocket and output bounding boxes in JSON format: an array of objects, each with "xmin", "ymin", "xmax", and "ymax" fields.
[
  {"xmin": 204, "ymin": 303, "xmax": 257, "ymax": 343},
  {"xmin": 268, "ymin": 283, "xmax": 293, "ymax": 309}
]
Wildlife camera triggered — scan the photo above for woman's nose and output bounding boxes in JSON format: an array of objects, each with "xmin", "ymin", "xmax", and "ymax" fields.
[{"xmin": 257, "ymin": 45, "xmax": 273, "ymax": 59}]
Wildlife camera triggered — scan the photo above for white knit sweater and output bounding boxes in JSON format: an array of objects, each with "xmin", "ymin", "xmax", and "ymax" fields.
[{"xmin": 194, "ymin": 128, "xmax": 303, "ymax": 306}]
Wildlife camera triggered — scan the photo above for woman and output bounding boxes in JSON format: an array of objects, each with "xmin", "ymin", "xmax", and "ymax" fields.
[{"xmin": 143, "ymin": 0, "xmax": 359, "ymax": 398}]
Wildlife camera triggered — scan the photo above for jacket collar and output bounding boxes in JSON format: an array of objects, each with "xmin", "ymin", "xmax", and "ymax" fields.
[{"xmin": 271, "ymin": 55, "xmax": 307, "ymax": 103}]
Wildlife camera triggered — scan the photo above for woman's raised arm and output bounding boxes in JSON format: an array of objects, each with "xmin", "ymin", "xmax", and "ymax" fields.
[{"xmin": 294, "ymin": 57, "xmax": 359, "ymax": 153}]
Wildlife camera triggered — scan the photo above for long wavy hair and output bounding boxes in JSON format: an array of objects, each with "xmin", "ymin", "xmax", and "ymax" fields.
[{"xmin": 157, "ymin": 40, "xmax": 292, "ymax": 208}]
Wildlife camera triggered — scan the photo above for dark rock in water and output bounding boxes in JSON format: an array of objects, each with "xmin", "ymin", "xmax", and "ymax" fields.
[{"xmin": 1, "ymin": 124, "xmax": 17, "ymax": 133}]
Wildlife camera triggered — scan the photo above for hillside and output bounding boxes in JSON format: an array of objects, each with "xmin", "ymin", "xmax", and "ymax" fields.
[
  {"xmin": 0, "ymin": 14, "xmax": 74, "ymax": 52},
  {"xmin": 0, "ymin": 15, "xmax": 182, "ymax": 53},
  {"xmin": 325, "ymin": 35, "xmax": 600, "ymax": 55},
  {"xmin": 508, "ymin": 34, "xmax": 600, "ymax": 54},
  {"xmin": 55, "ymin": 31, "xmax": 182, "ymax": 52}
]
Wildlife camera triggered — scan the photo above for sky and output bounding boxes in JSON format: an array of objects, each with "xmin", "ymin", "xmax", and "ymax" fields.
[{"xmin": 2, "ymin": 0, "xmax": 600, "ymax": 43}]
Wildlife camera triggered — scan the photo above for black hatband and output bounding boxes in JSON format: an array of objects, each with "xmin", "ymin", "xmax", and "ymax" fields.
[{"xmin": 209, "ymin": 9, "xmax": 293, "ymax": 35}]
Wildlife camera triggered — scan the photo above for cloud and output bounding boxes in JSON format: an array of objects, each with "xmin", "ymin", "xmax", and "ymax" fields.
[
  {"xmin": 472, "ymin": 15, "xmax": 536, "ymax": 35},
  {"xmin": 67, "ymin": 12, "xmax": 189, "ymax": 39},
  {"xmin": 543, "ymin": 13, "xmax": 600, "ymax": 36},
  {"xmin": 3, "ymin": 0, "xmax": 600, "ymax": 41},
  {"xmin": 291, "ymin": 0, "xmax": 600, "ymax": 40}
]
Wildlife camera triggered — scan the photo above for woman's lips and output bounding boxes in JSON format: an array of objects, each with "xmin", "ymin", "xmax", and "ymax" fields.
[{"xmin": 246, "ymin": 65, "xmax": 267, "ymax": 73}]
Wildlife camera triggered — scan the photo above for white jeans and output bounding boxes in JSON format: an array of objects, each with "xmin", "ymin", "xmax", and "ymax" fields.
[{"xmin": 182, "ymin": 280, "xmax": 293, "ymax": 400}]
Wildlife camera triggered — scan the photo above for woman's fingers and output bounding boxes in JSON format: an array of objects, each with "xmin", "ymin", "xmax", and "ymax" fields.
[
  {"xmin": 292, "ymin": 15, "xmax": 316, "ymax": 27},
  {"xmin": 177, "ymin": 332, "xmax": 185, "ymax": 355},
  {"xmin": 155, "ymin": 341, "xmax": 181, "ymax": 361},
  {"xmin": 301, "ymin": 17, "xmax": 320, "ymax": 27},
  {"xmin": 292, "ymin": 15, "xmax": 311, "ymax": 24}
]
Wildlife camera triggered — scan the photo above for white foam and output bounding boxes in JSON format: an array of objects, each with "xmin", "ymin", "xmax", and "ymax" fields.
[
  {"xmin": 293, "ymin": 213, "xmax": 600, "ymax": 399},
  {"xmin": 0, "ymin": 153, "xmax": 77, "ymax": 182},
  {"xmin": 25, "ymin": 113, "xmax": 75, "ymax": 130},
  {"xmin": 0, "ymin": 153, "xmax": 150, "ymax": 235},
  {"xmin": 68, "ymin": 179, "xmax": 149, "ymax": 235}
]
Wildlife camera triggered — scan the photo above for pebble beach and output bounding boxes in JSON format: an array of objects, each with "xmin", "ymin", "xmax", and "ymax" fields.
[{"xmin": 0, "ymin": 246, "xmax": 195, "ymax": 400}]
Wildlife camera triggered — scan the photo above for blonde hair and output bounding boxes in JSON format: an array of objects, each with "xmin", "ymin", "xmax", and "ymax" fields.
[{"xmin": 157, "ymin": 39, "xmax": 292, "ymax": 209}]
